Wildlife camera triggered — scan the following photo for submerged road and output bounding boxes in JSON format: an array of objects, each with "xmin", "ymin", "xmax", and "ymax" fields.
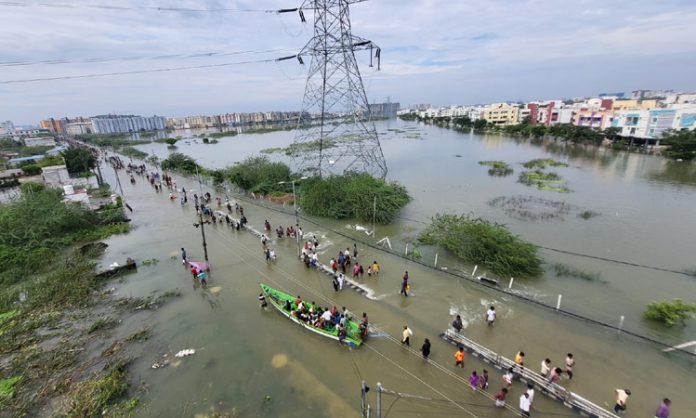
[{"xmin": 96, "ymin": 156, "xmax": 694, "ymax": 418}]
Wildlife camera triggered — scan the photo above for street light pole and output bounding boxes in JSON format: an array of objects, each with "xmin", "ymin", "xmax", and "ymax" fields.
[
  {"xmin": 195, "ymin": 165, "xmax": 209, "ymax": 262},
  {"xmin": 278, "ymin": 177, "xmax": 308, "ymax": 258},
  {"xmin": 292, "ymin": 180, "xmax": 301, "ymax": 257}
]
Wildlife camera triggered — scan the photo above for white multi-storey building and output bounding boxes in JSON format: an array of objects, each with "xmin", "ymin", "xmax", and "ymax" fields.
[{"xmin": 91, "ymin": 115, "xmax": 166, "ymax": 133}]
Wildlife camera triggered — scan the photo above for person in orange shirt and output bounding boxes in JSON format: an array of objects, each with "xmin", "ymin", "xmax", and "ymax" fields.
[{"xmin": 454, "ymin": 347, "xmax": 465, "ymax": 368}]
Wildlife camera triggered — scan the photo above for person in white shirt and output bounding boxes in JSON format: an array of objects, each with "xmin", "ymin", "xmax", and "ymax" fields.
[
  {"xmin": 486, "ymin": 306, "xmax": 496, "ymax": 325},
  {"xmin": 526, "ymin": 383, "xmax": 535, "ymax": 404},
  {"xmin": 321, "ymin": 309, "xmax": 332, "ymax": 322},
  {"xmin": 540, "ymin": 358, "xmax": 551, "ymax": 377},
  {"xmin": 519, "ymin": 392, "xmax": 531, "ymax": 417},
  {"xmin": 401, "ymin": 325, "xmax": 413, "ymax": 346}
]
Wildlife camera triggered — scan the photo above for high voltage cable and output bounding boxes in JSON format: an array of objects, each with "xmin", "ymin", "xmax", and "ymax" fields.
[
  {"xmin": 0, "ymin": 1, "xmax": 278, "ymax": 13},
  {"xmin": 0, "ymin": 55, "xmax": 299, "ymax": 84},
  {"xmin": 0, "ymin": 48, "xmax": 296, "ymax": 67}
]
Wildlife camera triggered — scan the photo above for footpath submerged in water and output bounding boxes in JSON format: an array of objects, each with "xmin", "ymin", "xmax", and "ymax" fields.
[
  {"xmin": 217, "ymin": 204, "xmax": 618, "ymax": 417},
  {"xmin": 442, "ymin": 329, "xmax": 619, "ymax": 418}
]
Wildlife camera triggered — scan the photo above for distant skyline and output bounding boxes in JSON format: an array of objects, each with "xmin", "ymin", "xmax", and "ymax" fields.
[{"xmin": 1, "ymin": 0, "xmax": 696, "ymax": 124}]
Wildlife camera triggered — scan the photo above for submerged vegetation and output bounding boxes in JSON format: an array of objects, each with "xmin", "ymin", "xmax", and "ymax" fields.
[
  {"xmin": 0, "ymin": 183, "xmax": 137, "ymax": 416},
  {"xmin": 478, "ymin": 160, "xmax": 513, "ymax": 176},
  {"xmin": 488, "ymin": 195, "xmax": 575, "ymax": 221},
  {"xmin": 643, "ymin": 299, "xmax": 696, "ymax": 327},
  {"xmin": 578, "ymin": 210, "xmax": 600, "ymax": 220},
  {"xmin": 522, "ymin": 158, "xmax": 568, "ymax": 169},
  {"xmin": 518, "ymin": 170, "xmax": 570, "ymax": 193},
  {"xmin": 550, "ymin": 263, "xmax": 603, "ymax": 282},
  {"xmin": 418, "ymin": 214, "xmax": 542, "ymax": 277}
]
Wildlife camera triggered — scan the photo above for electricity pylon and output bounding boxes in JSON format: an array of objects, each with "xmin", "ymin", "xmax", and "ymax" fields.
[{"xmin": 291, "ymin": 0, "xmax": 387, "ymax": 179}]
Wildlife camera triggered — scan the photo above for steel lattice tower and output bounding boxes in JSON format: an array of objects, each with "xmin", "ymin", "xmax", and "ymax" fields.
[{"xmin": 292, "ymin": 0, "xmax": 387, "ymax": 179}]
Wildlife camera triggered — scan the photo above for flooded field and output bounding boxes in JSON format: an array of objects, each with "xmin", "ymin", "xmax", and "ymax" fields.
[{"xmin": 108, "ymin": 119, "xmax": 696, "ymax": 417}]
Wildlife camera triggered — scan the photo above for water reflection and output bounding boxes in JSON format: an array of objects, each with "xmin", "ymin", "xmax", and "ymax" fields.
[{"xmin": 647, "ymin": 161, "xmax": 696, "ymax": 187}]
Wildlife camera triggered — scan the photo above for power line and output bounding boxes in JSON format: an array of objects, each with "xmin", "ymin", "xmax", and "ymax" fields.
[
  {"xmin": 0, "ymin": 1, "xmax": 277, "ymax": 13},
  {"xmin": 0, "ymin": 48, "xmax": 296, "ymax": 67},
  {"xmin": 0, "ymin": 55, "xmax": 298, "ymax": 84}
]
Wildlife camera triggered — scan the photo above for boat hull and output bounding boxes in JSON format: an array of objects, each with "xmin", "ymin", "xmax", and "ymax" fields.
[{"xmin": 260, "ymin": 283, "xmax": 363, "ymax": 347}]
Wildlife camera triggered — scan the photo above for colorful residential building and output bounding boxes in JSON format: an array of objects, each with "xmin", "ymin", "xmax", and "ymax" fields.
[
  {"xmin": 611, "ymin": 99, "xmax": 659, "ymax": 111},
  {"xmin": 611, "ymin": 110, "xmax": 650, "ymax": 138},
  {"xmin": 482, "ymin": 103, "xmax": 519, "ymax": 125}
]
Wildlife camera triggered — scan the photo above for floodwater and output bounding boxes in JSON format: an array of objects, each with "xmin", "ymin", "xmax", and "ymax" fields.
[{"xmin": 100, "ymin": 119, "xmax": 696, "ymax": 417}]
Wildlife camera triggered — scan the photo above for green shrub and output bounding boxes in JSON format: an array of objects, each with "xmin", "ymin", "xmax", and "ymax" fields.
[
  {"xmin": 643, "ymin": 299, "xmax": 696, "ymax": 327},
  {"xmin": 20, "ymin": 164, "xmax": 42, "ymax": 176},
  {"xmin": 226, "ymin": 156, "xmax": 291, "ymax": 192},
  {"xmin": 419, "ymin": 214, "xmax": 542, "ymax": 277},
  {"xmin": 298, "ymin": 172, "xmax": 410, "ymax": 223}
]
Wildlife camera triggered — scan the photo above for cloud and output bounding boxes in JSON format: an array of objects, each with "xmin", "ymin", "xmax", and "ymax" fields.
[{"xmin": 1, "ymin": 0, "xmax": 695, "ymax": 123}]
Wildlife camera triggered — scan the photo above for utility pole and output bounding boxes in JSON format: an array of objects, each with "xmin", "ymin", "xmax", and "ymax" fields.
[
  {"xmin": 112, "ymin": 164, "xmax": 124, "ymax": 197},
  {"xmin": 372, "ymin": 194, "xmax": 377, "ymax": 237},
  {"xmin": 360, "ymin": 380, "xmax": 370, "ymax": 418},
  {"xmin": 292, "ymin": 180, "xmax": 301, "ymax": 257},
  {"xmin": 279, "ymin": 177, "xmax": 308, "ymax": 257},
  {"xmin": 375, "ymin": 382, "xmax": 382, "ymax": 418},
  {"xmin": 286, "ymin": 0, "xmax": 388, "ymax": 179},
  {"xmin": 195, "ymin": 165, "xmax": 209, "ymax": 262}
]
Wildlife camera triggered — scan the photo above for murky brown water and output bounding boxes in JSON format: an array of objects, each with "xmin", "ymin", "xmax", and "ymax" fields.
[{"xmin": 106, "ymin": 120, "xmax": 696, "ymax": 417}]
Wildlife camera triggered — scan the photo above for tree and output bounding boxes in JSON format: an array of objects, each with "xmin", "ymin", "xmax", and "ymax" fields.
[
  {"xmin": 661, "ymin": 130, "xmax": 696, "ymax": 161},
  {"xmin": 530, "ymin": 125, "xmax": 547, "ymax": 138},
  {"xmin": 61, "ymin": 147, "xmax": 96, "ymax": 174},
  {"xmin": 160, "ymin": 152, "xmax": 197, "ymax": 174},
  {"xmin": 473, "ymin": 119, "xmax": 488, "ymax": 130},
  {"xmin": 604, "ymin": 127, "xmax": 621, "ymax": 141},
  {"xmin": 164, "ymin": 138, "xmax": 178, "ymax": 147}
]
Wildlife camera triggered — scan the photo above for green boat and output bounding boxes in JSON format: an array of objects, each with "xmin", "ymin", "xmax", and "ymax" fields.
[{"xmin": 260, "ymin": 283, "xmax": 364, "ymax": 347}]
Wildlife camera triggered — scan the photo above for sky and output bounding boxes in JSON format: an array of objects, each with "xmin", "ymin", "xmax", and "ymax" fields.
[{"xmin": 1, "ymin": 0, "xmax": 696, "ymax": 125}]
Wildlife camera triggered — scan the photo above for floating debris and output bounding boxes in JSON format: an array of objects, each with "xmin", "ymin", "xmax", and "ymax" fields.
[{"xmin": 175, "ymin": 349, "xmax": 196, "ymax": 358}]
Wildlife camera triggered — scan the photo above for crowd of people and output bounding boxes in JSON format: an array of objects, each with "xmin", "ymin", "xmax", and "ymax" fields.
[
  {"xmin": 113, "ymin": 155, "xmax": 670, "ymax": 418},
  {"xmin": 269, "ymin": 294, "xmax": 369, "ymax": 343}
]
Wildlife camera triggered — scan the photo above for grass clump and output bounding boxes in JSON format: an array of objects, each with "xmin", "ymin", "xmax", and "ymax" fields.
[
  {"xmin": 0, "ymin": 376, "xmax": 21, "ymax": 401},
  {"xmin": 478, "ymin": 161, "xmax": 513, "ymax": 176},
  {"xmin": 88, "ymin": 317, "xmax": 118, "ymax": 334},
  {"xmin": 550, "ymin": 263, "xmax": 603, "ymax": 282},
  {"xmin": 518, "ymin": 170, "xmax": 570, "ymax": 193},
  {"xmin": 63, "ymin": 360, "xmax": 130, "ymax": 417},
  {"xmin": 643, "ymin": 299, "xmax": 696, "ymax": 327},
  {"xmin": 522, "ymin": 158, "xmax": 569, "ymax": 169},
  {"xmin": 419, "ymin": 214, "xmax": 542, "ymax": 277},
  {"xmin": 299, "ymin": 172, "xmax": 410, "ymax": 223},
  {"xmin": 117, "ymin": 146, "xmax": 148, "ymax": 159}
]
